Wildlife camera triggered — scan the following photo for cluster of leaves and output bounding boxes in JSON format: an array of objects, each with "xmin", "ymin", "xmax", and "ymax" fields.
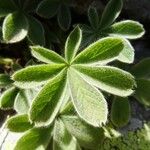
[
  {"xmin": 0, "ymin": 0, "xmax": 74, "ymax": 46},
  {"xmin": 0, "ymin": 62, "xmax": 39, "ymax": 114},
  {"xmin": 0, "ymin": 0, "xmax": 45, "ymax": 45},
  {"xmin": 0, "ymin": 26, "xmax": 136, "ymax": 149},
  {"xmin": 80, "ymin": 0, "xmax": 144, "ymax": 49},
  {"xmin": 0, "ymin": 0, "xmax": 149, "ymax": 149},
  {"xmin": 102, "ymin": 122, "xmax": 150, "ymax": 150}
]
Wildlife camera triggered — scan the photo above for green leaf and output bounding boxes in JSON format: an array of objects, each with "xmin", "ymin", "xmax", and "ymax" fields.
[
  {"xmin": 134, "ymin": 79, "xmax": 150, "ymax": 107},
  {"xmin": 27, "ymin": 16, "xmax": 45, "ymax": 46},
  {"xmin": 6, "ymin": 114, "xmax": 33, "ymax": 132},
  {"xmin": 57, "ymin": 5, "xmax": 71, "ymax": 31},
  {"xmin": 100, "ymin": 0, "xmax": 123, "ymax": 29},
  {"xmin": 65, "ymin": 26, "xmax": 82, "ymax": 63},
  {"xmin": 0, "ymin": 74, "xmax": 13, "ymax": 87},
  {"xmin": 60, "ymin": 101, "xmax": 76, "ymax": 116},
  {"xmin": 37, "ymin": 0, "xmax": 59, "ymax": 18},
  {"xmin": 2, "ymin": 12, "xmax": 29, "ymax": 43},
  {"xmin": 29, "ymin": 69, "xmax": 67, "ymax": 127},
  {"xmin": 0, "ymin": 0, "xmax": 16, "ymax": 17},
  {"xmin": 61, "ymin": 115, "xmax": 104, "ymax": 149},
  {"xmin": 73, "ymin": 37, "xmax": 124, "ymax": 65},
  {"xmin": 88, "ymin": 6, "xmax": 99, "ymax": 29},
  {"xmin": 12, "ymin": 64, "xmax": 65, "ymax": 88},
  {"xmin": 59, "ymin": 84, "xmax": 71, "ymax": 113},
  {"xmin": 117, "ymin": 39, "xmax": 134, "ymax": 64},
  {"xmin": 53, "ymin": 119, "xmax": 81, "ymax": 150},
  {"xmin": 0, "ymin": 87, "xmax": 18, "ymax": 109},
  {"xmin": 110, "ymin": 20, "xmax": 145, "ymax": 39},
  {"xmin": 131, "ymin": 58, "xmax": 150, "ymax": 79},
  {"xmin": 14, "ymin": 126, "xmax": 53, "ymax": 150},
  {"xmin": 111, "ymin": 97, "xmax": 131, "ymax": 127},
  {"xmin": 14, "ymin": 89, "xmax": 38, "ymax": 114},
  {"xmin": 31, "ymin": 46, "xmax": 66, "ymax": 64},
  {"xmin": 74, "ymin": 65, "xmax": 135, "ymax": 97},
  {"xmin": 68, "ymin": 68, "xmax": 108, "ymax": 127}
]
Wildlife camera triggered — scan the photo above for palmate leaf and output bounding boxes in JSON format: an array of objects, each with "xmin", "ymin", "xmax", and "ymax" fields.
[
  {"xmin": 27, "ymin": 16, "xmax": 45, "ymax": 46},
  {"xmin": 99, "ymin": 0, "xmax": 123, "ymax": 29},
  {"xmin": 29, "ymin": 69, "xmax": 67, "ymax": 127},
  {"xmin": 73, "ymin": 37, "xmax": 124, "ymax": 65},
  {"xmin": 6, "ymin": 114, "xmax": 33, "ymax": 132},
  {"xmin": 0, "ymin": 87, "xmax": 18, "ymax": 109},
  {"xmin": 0, "ymin": 0, "xmax": 16, "ymax": 17},
  {"xmin": 74, "ymin": 65, "xmax": 135, "ymax": 97},
  {"xmin": 111, "ymin": 97, "xmax": 131, "ymax": 127},
  {"xmin": 2, "ymin": 12, "xmax": 29, "ymax": 43},
  {"xmin": 61, "ymin": 115, "xmax": 104, "ymax": 149},
  {"xmin": 110, "ymin": 20, "xmax": 145, "ymax": 39},
  {"xmin": 134, "ymin": 79, "xmax": 150, "ymax": 107},
  {"xmin": 53, "ymin": 119, "xmax": 81, "ymax": 150},
  {"xmin": 14, "ymin": 126, "xmax": 53, "ymax": 150},
  {"xmin": 37, "ymin": 0, "xmax": 59, "ymax": 18},
  {"xmin": 131, "ymin": 57, "xmax": 150, "ymax": 79},
  {"xmin": 65, "ymin": 26, "xmax": 82, "ymax": 63},
  {"xmin": 57, "ymin": 4, "xmax": 71, "ymax": 31},
  {"xmin": 0, "ymin": 74, "xmax": 13, "ymax": 87},
  {"xmin": 117, "ymin": 39, "xmax": 134, "ymax": 64},
  {"xmin": 68, "ymin": 68, "xmax": 108, "ymax": 127},
  {"xmin": 12, "ymin": 64, "xmax": 65, "ymax": 88},
  {"xmin": 31, "ymin": 46, "xmax": 66, "ymax": 64}
]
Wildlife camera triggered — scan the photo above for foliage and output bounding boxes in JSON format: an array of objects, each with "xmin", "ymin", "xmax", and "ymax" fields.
[
  {"xmin": 102, "ymin": 122, "xmax": 150, "ymax": 150},
  {"xmin": 0, "ymin": 62, "xmax": 39, "ymax": 113},
  {"xmin": 37, "ymin": 0, "xmax": 73, "ymax": 31},
  {"xmin": 12, "ymin": 26, "xmax": 136, "ymax": 128},
  {"xmin": 0, "ymin": 0, "xmax": 44, "ymax": 44},
  {"xmin": 131, "ymin": 58, "xmax": 150, "ymax": 106},
  {"xmin": 0, "ymin": 26, "xmax": 136, "ymax": 149},
  {"xmin": 80, "ymin": 0, "xmax": 145, "ymax": 48},
  {"xmin": 111, "ymin": 97, "xmax": 131, "ymax": 128},
  {"xmin": 0, "ymin": 0, "xmax": 149, "ymax": 149}
]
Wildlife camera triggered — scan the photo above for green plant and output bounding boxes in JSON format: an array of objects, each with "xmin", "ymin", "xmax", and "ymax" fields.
[
  {"xmin": 77, "ymin": 0, "xmax": 146, "ymax": 129},
  {"xmin": 12, "ymin": 26, "xmax": 136, "ymax": 127},
  {"xmin": 0, "ymin": 0, "xmax": 149, "ymax": 149},
  {"xmin": 102, "ymin": 122, "xmax": 150, "ymax": 150},
  {"xmin": 81, "ymin": 0, "xmax": 144, "ymax": 45},
  {"xmin": 37, "ymin": 0, "xmax": 73, "ymax": 31},
  {"xmin": 110, "ymin": 96, "xmax": 131, "ymax": 128},
  {"xmin": 0, "ymin": 0, "xmax": 44, "ymax": 45},
  {"xmin": 0, "ymin": 26, "xmax": 136, "ymax": 149},
  {"xmin": 1, "ymin": 108, "xmax": 105, "ymax": 150},
  {"xmin": 110, "ymin": 57, "xmax": 150, "ymax": 128},
  {"xmin": 131, "ymin": 58, "xmax": 150, "ymax": 107},
  {"xmin": 80, "ymin": 0, "xmax": 144, "ymax": 64},
  {"xmin": 0, "ymin": 62, "xmax": 39, "ymax": 114}
]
